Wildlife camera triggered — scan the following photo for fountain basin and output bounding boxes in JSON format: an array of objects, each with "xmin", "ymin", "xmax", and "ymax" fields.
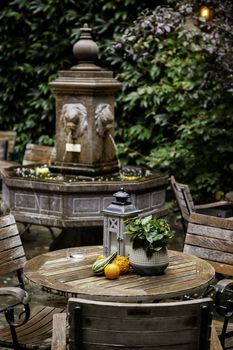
[{"xmin": 1, "ymin": 165, "xmax": 169, "ymax": 228}]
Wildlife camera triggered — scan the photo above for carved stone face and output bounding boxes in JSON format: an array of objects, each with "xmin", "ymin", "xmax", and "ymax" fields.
[
  {"xmin": 61, "ymin": 103, "xmax": 88, "ymax": 141},
  {"xmin": 95, "ymin": 104, "xmax": 114, "ymax": 137}
]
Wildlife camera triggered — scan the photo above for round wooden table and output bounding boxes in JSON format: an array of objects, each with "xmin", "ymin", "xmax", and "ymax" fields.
[{"xmin": 24, "ymin": 246, "xmax": 215, "ymax": 302}]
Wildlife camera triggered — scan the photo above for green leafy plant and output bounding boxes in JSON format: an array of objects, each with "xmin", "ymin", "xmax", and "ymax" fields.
[
  {"xmin": 124, "ymin": 215, "xmax": 174, "ymax": 258},
  {"xmin": 0, "ymin": 0, "xmax": 154, "ymax": 160},
  {"xmin": 111, "ymin": 0, "xmax": 233, "ymax": 202}
]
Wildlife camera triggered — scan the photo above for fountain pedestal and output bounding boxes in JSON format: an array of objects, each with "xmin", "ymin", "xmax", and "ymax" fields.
[{"xmin": 50, "ymin": 24, "xmax": 121, "ymax": 175}]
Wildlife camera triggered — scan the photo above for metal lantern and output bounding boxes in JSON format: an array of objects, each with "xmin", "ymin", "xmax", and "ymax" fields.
[
  {"xmin": 199, "ymin": 5, "xmax": 214, "ymax": 21},
  {"xmin": 103, "ymin": 188, "xmax": 140, "ymax": 257}
]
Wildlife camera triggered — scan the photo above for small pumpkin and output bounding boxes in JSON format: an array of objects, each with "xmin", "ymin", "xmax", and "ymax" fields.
[
  {"xmin": 104, "ymin": 263, "xmax": 120, "ymax": 279},
  {"xmin": 112, "ymin": 255, "xmax": 130, "ymax": 274}
]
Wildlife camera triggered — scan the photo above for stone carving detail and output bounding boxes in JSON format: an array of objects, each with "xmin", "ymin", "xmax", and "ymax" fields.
[
  {"xmin": 61, "ymin": 103, "xmax": 88, "ymax": 141},
  {"xmin": 95, "ymin": 103, "xmax": 114, "ymax": 137}
]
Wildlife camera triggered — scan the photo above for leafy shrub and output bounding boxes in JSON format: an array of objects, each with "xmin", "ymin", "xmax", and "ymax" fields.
[
  {"xmin": 111, "ymin": 0, "xmax": 233, "ymax": 201},
  {"xmin": 0, "ymin": 0, "xmax": 154, "ymax": 159}
]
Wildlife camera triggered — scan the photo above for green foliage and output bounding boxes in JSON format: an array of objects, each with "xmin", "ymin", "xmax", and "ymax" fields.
[
  {"xmin": 1, "ymin": 0, "xmax": 233, "ymax": 201},
  {"xmin": 111, "ymin": 0, "xmax": 233, "ymax": 201},
  {"xmin": 124, "ymin": 215, "xmax": 174, "ymax": 258},
  {"xmin": 0, "ymin": 0, "xmax": 153, "ymax": 159}
]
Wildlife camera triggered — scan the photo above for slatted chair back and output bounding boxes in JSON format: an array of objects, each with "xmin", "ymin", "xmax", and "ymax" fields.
[
  {"xmin": 0, "ymin": 212, "xmax": 65, "ymax": 349},
  {"xmin": 170, "ymin": 175, "xmax": 194, "ymax": 230},
  {"xmin": 0, "ymin": 213, "xmax": 26, "ymax": 278},
  {"xmin": 20, "ymin": 144, "xmax": 57, "ymax": 240},
  {"xmin": 171, "ymin": 174, "xmax": 233, "ymax": 276},
  {"xmin": 184, "ymin": 212, "xmax": 233, "ymax": 276},
  {"xmin": 22, "ymin": 143, "xmax": 56, "ymax": 166},
  {"xmin": 67, "ymin": 297, "xmax": 213, "ymax": 350},
  {"xmin": 0, "ymin": 131, "xmax": 17, "ymax": 160},
  {"xmin": 0, "ymin": 139, "xmax": 8, "ymax": 160},
  {"xmin": 170, "ymin": 176, "xmax": 232, "ymax": 231}
]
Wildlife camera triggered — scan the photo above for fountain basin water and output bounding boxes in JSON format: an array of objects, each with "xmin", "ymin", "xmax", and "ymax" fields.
[{"xmin": 1, "ymin": 165, "xmax": 169, "ymax": 229}]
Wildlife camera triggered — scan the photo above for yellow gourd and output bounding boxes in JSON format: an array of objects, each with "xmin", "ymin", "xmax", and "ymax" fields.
[{"xmin": 112, "ymin": 255, "xmax": 130, "ymax": 274}]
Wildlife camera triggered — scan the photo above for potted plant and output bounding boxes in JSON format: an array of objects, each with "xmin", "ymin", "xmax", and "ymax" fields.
[{"xmin": 124, "ymin": 215, "xmax": 174, "ymax": 275}]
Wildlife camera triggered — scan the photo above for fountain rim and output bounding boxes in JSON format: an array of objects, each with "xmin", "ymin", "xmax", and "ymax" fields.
[{"xmin": 1, "ymin": 164, "xmax": 169, "ymax": 193}]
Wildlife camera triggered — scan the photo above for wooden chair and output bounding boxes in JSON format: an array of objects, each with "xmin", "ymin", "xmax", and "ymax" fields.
[
  {"xmin": 22, "ymin": 143, "xmax": 56, "ymax": 166},
  {"xmin": 20, "ymin": 143, "xmax": 57, "ymax": 239},
  {"xmin": 170, "ymin": 175, "xmax": 233, "ymax": 232},
  {"xmin": 51, "ymin": 297, "xmax": 215, "ymax": 350},
  {"xmin": 0, "ymin": 139, "xmax": 8, "ymax": 161},
  {"xmin": 171, "ymin": 176, "xmax": 233, "ymax": 275},
  {"xmin": 171, "ymin": 176, "xmax": 233, "ymax": 348},
  {"xmin": 0, "ymin": 211, "xmax": 65, "ymax": 349},
  {"xmin": 0, "ymin": 130, "xmax": 17, "ymax": 161},
  {"xmin": 0, "ymin": 131, "xmax": 19, "ymax": 173}
]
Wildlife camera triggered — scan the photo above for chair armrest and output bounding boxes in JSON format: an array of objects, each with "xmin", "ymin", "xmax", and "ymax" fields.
[
  {"xmin": 195, "ymin": 200, "xmax": 231, "ymax": 210},
  {"xmin": 0, "ymin": 287, "xmax": 29, "ymax": 307},
  {"xmin": 0, "ymin": 287, "xmax": 30, "ymax": 326},
  {"xmin": 214, "ymin": 279, "xmax": 233, "ymax": 318},
  {"xmin": 51, "ymin": 313, "xmax": 67, "ymax": 350},
  {"xmin": 214, "ymin": 279, "xmax": 233, "ymax": 293}
]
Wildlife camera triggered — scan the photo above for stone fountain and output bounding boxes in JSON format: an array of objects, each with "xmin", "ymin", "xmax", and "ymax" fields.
[{"xmin": 1, "ymin": 25, "xmax": 169, "ymax": 246}]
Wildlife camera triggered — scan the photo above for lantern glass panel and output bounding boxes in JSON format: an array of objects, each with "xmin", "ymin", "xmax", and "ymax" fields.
[
  {"xmin": 109, "ymin": 231, "xmax": 118, "ymax": 255},
  {"xmin": 123, "ymin": 233, "xmax": 131, "ymax": 257}
]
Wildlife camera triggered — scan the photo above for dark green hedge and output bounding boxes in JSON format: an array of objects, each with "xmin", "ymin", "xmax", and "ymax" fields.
[
  {"xmin": 1, "ymin": 0, "xmax": 233, "ymax": 201},
  {"xmin": 0, "ymin": 0, "xmax": 155, "ymax": 158},
  {"xmin": 110, "ymin": 0, "xmax": 233, "ymax": 201}
]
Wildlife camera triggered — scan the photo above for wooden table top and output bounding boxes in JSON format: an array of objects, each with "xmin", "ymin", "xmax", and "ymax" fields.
[{"xmin": 24, "ymin": 246, "xmax": 215, "ymax": 303}]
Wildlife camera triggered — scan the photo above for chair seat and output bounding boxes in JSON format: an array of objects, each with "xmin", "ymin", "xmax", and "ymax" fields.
[
  {"xmin": 213, "ymin": 319, "xmax": 233, "ymax": 349},
  {"xmin": 0, "ymin": 305, "xmax": 65, "ymax": 349}
]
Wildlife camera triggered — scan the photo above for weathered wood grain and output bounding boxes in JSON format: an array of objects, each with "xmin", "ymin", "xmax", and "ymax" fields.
[
  {"xmin": 0, "ymin": 131, "xmax": 17, "ymax": 160},
  {"xmin": 24, "ymin": 246, "xmax": 215, "ymax": 302},
  {"xmin": 51, "ymin": 313, "xmax": 67, "ymax": 350},
  {"xmin": 211, "ymin": 323, "xmax": 224, "ymax": 350},
  {"xmin": 23, "ymin": 143, "xmax": 56, "ymax": 165},
  {"xmin": 189, "ymin": 212, "xmax": 233, "ymax": 230},
  {"xmin": 0, "ymin": 139, "xmax": 8, "ymax": 160},
  {"xmin": 188, "ymin": 222, "xmax": 233, "ymax": 240},
  {"xmin": 0, "ymin": 212, "xmax": 65, "ymax": 349},
  {"xmin": 185, "ymin": 233, "xmax": 233, "ymax": 255},
  {"xmin": 170, "ymin": 175, "xmax": 192, "ymax": 222},
  {"xmin": 67, "ymin": 297, "xmax": 213, "ymax": 350}
]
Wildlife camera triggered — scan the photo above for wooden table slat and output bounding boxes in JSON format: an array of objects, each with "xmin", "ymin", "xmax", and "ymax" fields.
[{"xmin": 24, "ymin": 247, "xmax": 215, "ymax": 302}]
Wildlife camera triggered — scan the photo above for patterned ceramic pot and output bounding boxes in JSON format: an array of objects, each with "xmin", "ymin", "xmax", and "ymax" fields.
[{"xmin": 129, "ymin": 247, "xmax": 169, "ymax": 275}]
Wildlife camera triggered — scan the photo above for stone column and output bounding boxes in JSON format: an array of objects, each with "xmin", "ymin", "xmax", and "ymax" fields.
[{"xmin": 49, "ymin": 24, "xmax": 122, "ymax": 175}]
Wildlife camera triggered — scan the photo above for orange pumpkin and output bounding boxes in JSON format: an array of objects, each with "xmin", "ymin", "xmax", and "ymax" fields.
[{"xmin": 104, "ymin": 263, "xmax": 120, "ymax": 279}]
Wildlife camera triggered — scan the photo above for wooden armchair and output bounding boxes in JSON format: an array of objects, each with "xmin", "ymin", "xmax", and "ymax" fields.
[
  {"xmin": 52, "ymin": 297, "xmax": 217, "ymax": 350},
  {"xmin": 0, "ymin": 211, "xmax": 65, "ymax": 349},
  {"xmin": 170, "ymin": 176, "xmax": 233, "ymax": 276},
  {"xmin": 0, "ymin": 131, "xmax": 17, "ymax": 161},
  {"xmin": 0, "ymin": 139, "xmax": 8, "ymax": 161},
  {"xmin": 22, "ymin": 143, "xmax": 56, "ymax": 166},
  {"xmin": 0, "ymin": 131, "xmax": 19, "ymax": 173},
  {"xmin": 19, "ymin": 143, "xmax": 57, "ymax": 239},
  {"xmin": 170, "ymin": 175, "xmax": 232, "ymax": 232},
  {"xmin": 171, "ymin": 176, "xmax": 233, "ymax": 347}
]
